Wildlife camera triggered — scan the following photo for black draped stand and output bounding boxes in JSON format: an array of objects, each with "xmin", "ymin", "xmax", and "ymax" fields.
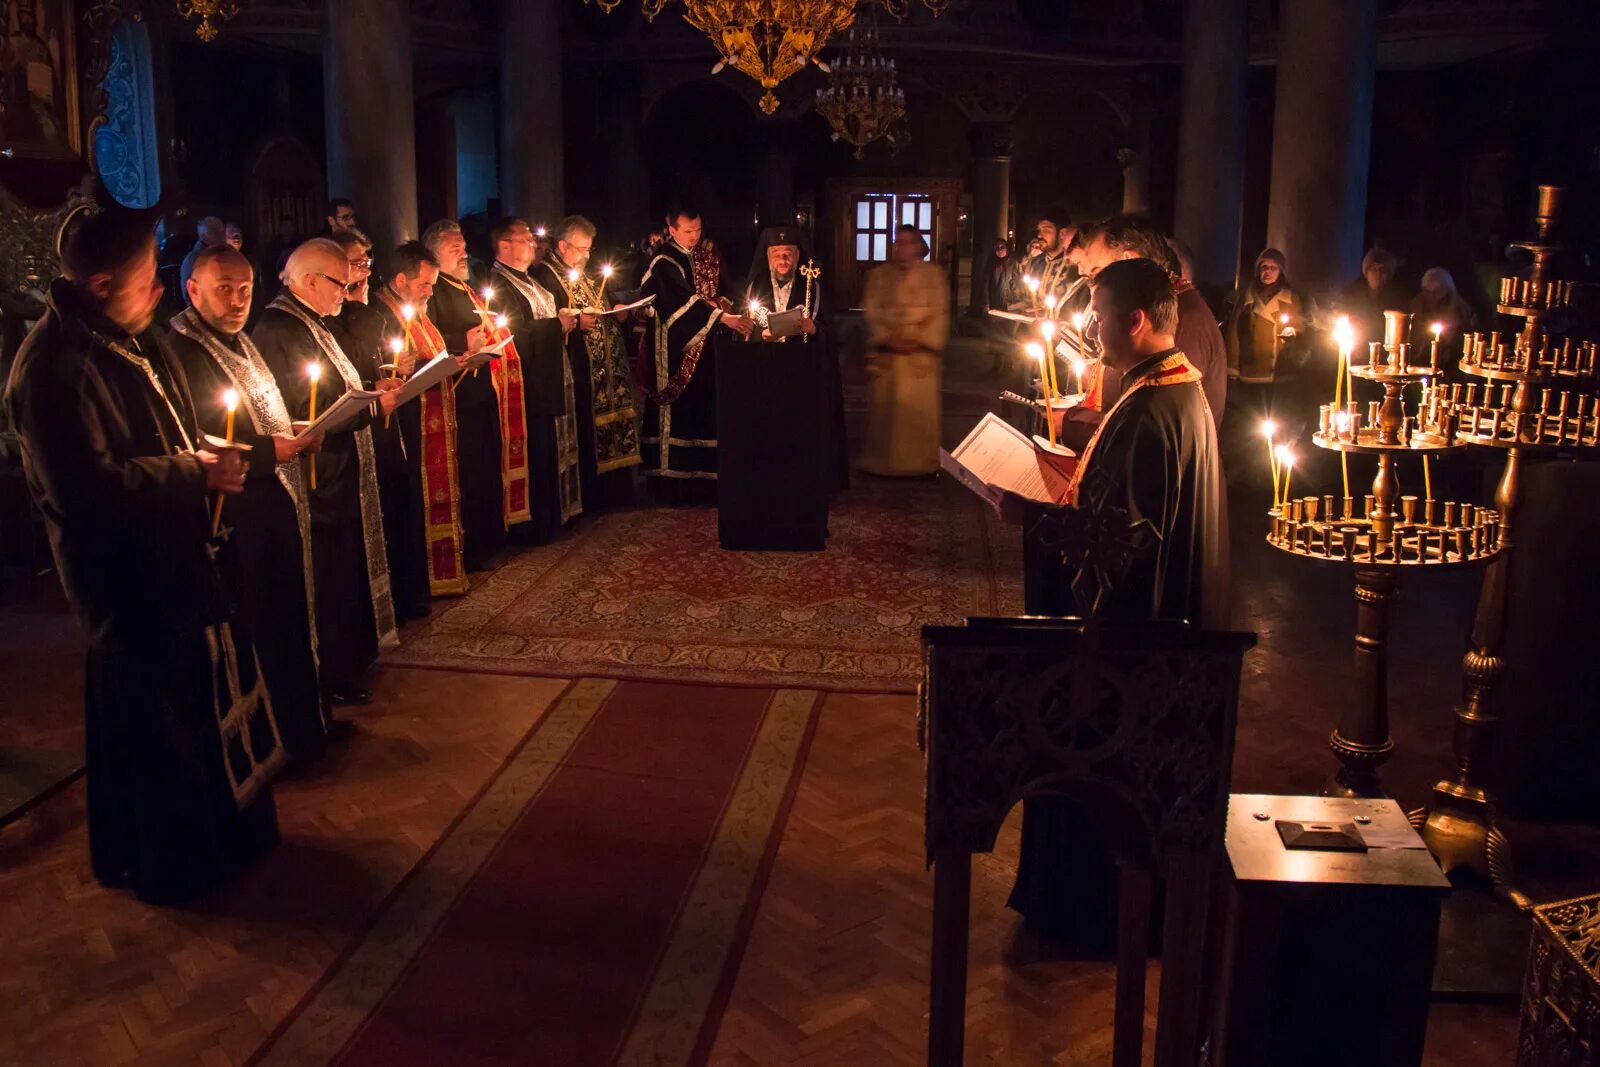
[{"xmin": 715, "ymin": 336, "xmax": 828, "ymax": 551}]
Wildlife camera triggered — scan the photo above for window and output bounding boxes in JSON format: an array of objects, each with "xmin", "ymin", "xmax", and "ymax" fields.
[{"xmin": 852, "ymin": 192, "xmax": 935, "ymax": 263}]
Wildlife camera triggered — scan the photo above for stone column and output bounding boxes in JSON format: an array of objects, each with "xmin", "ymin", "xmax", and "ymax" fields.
[
  {"xmin": 1173, "ymin": 0, "xmax": 1248, "ymax": 296},
  {"xmin": 1266, "ymin": 0, "xmax": 1380, "ymax": 294},
  {"xmin": 323, "ymin": 0, "xmax": 416, "ymax": 258},
  {"xmin": 968, "ymin": 121, "xmax": 1013, "ymax": 314},
  {"xmin": 500, "ymin": 0, "xmax": 563, "ymax": 223}
]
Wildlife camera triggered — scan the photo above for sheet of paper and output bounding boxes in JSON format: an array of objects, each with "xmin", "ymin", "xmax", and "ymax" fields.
[
  {"xmin": 764, "ymin": 307, "xmax": 806, "ymax": 338},
  {"xmin": 986, "ymin": 308, "xmax": 1037, "ymax": 324},
  {"xmin": 291, "ymin": 388, "xmax": 380, "ymax": 442},
  {"xmin": 945, "ymin": 412, "xmax": 1076, "ymax": 507},
  {"xmin": 602, "ymin": 294, "xmax": 655, "ymax": 316},
  {"xmin": 200, "ymin": 434, "xmax": 253, "ymax": 453},
  {"xmin": 394, "ymin": 350, "xmax": 456, "ymax": 406}
]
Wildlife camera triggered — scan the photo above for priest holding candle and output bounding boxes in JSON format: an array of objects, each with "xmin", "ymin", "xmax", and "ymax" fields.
[
  {"xmin": 255, "ymin": 238, "xmax": 399, "ymax": 709},
  {"xmin": 169, "ymin": 244, "xmax": 330, "ymax": 761}
]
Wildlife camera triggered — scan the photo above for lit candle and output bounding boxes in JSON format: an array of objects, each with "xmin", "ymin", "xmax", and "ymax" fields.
[
  {"xmin": 597, "ymin": 264, "xmax": 614, "ymax": 306},
  {"xmin": 1332, "ymin": 315, "xmax": 1355, "ymax": 410},
  {"xmin": 1071, "ymin": 310, "xmax": 1086, "ymax": 336},
  {"xmin": 1044, "ymin": 292, "xmax": 1058, "ymax": 319},
  {"xmin": 307, "ymin": 363, "xmax": 322, "ymax": 490},
  {"xmin": 534, "ymin": 226, "xmax": 547, "ymax": 238},
  {"xmin": 401, "ymin": 303, "xmax": 415, "ymax": 322},
  {"xmin": 1275, "ymin": 445, "xmax": 1295, "ymax": 509},
  {"xmin": 1025, "ymin": 342, "xmax": 1058, "ymax": 448},
  {"xmin": 1429, "ymin": 321, "xmax": 1443, "ymax": 374},
  {"xmin": 494, "ymin": 314, "xmax": 507, "ymax": 330},
  {"xmin": 1261, "ymin": 419, "xmax": 1280, "ymax": 509},
  {"xmin": 212, "ymin": 389, "xmax": 239, "ymax": 536},
  {"xmin": 1334, "ymin": 409, "xmax": 1351, "ymax": 503},
  {"xmin": 1069, "ymin": 355, "xmax": 1086, "ymax": 395},
  {"xmin": 1039, "ymin": 320, "xmax": 1060, "ymax": 399},
  {"xmin": 480, "ymin": 286, "xmax": 494, "ymax": 304},
  {"xmin": 1024, "ymin": 275, "xmax": 1039, "ymax": 313},
  {"xmin": 1423, "ymin": 454, "xmax": 1433, "ymax": 504}
]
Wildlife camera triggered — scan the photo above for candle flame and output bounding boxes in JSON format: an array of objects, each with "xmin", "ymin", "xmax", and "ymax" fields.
[
  {"xmin": 1280, "ymin": 313, "xmax": 1290, "ymax": 325},
  {"xmin": 1070, "ymin": 357, "xmax": 1087, "ymax": 377},
  {"xmin": 1044, "ymin": 293, "xmax": 1058, "ymax": 312},
  {"xmin": 389, "ymin": 337, "xmax": 405, "ymax": 354},
  {"xmin": 1071, "ymin": 311, "xmax": 1086, "ymax": 332},
  {"xmin": 601, "ymin": 264, "xmax": 614, "ymax": 278},
  {"xmin": 1274, "ymin": 443, "xmax": 1295, "ymax": 468},
  {"xmin": 1260, "ymin": 418, "xmax": 1277, "ymax": 441},
  {"xmin": 307, "ymin": 363, "xmax": 321, "ymax": 382},
  {"xmin": 1430, "ymin": 321, "xmax": 1443, "ymax": 339},
  {"xmin": 222, "ymin": 388, "xmax": 238, "ymax": 411},
  {"xmin": 481, "ymin": 286, "xmax": 494, "ymax": 303},
  {"xmin": 1332, "ymin": 315, "xmax": 1355, "ymax": 353},
  {"xmin": 494, "ymin": 314, "xmax": 507, "ymax": 329},
  {"xmin": 1024, "ymin": 342, "xmax": 1046, "ymax": 364},
  {"xmin": 567, "ymin": 269, "xmax": 580, "ymax": 283},
  {"xmin": 401, "ymin": 303, "xmax": 415, "ymax": 321},
  {"xmin": 1024, "ymin": 276, "xmax": 1039, "ymax": 292},
  {"xmin": 1040, "ymin": 320, "xmax": 1056, "ymax": 342},
  {"xmin": 1335, "ymin": 410, "xmax": 1351, "ymax": 431},
  {"xmin": 748, "ymin": 301, "xmax": 762, "ymax": 314},
  {"xmin": 534, "ymin": 226, "xmax": 547, "ymax": 237}
]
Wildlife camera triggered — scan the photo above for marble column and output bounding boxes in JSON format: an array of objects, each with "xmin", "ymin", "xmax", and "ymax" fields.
[
  {"xmin": 968, "ymin": 121, "xmax": 1013, "ymax": 314},
  {"xmin": 323, "ymin": 0, "xmax": 416, "ymax": 258},
  {"xmin": 500, "ymin": 0, "xmax": 563, "ymax": 223},
  {"xmin": 1173, "ymin": 0, "xmax": 1248, "ymax": 296},
  {"xmin": 1266, "ymin": 0, "xmax": 1380, "ymax": 294}
]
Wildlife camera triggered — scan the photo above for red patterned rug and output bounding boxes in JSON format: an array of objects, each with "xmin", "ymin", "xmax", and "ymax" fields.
[{"xmin": 385, "ymin": 476, "xmax": 1022, "ymax": 692}]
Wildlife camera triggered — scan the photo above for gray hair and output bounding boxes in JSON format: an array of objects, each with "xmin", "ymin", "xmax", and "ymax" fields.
[
  {"xmin": 553, "ymin": 214, "xmax": 596, "ymax": 245},
  {"xmin": 1421, "ymin": 266, "xmax": 1456, "ymax": 293},
  {"xmin": 421, "ymin": 219, "xmax": 463, "ymax": 253},
  {"xmin": 280, "ymin": 237, "xmax": 345, "ymax": 285}
]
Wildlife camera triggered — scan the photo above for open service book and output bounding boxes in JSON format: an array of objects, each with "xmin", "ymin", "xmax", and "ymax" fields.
[
  {"xmin": 940, "ymin": 412, "xmax": 1078, "ymax": 514},
  {"xmin": 291, "ymin": 388, "xmax": 383, "ymax": 443}
]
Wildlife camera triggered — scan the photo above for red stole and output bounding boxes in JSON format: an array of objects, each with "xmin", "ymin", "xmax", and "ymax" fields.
[
  {"xmin": 1067, "ymin": 351, "xmax": 1203, "ymax": 505},
  {"xmin": 453, "ymin": 279, "xmax": 531, "ymax": 526},
  {"xmin": 377, "ymin": 287, "xmax": 468, "ymax": 597}
]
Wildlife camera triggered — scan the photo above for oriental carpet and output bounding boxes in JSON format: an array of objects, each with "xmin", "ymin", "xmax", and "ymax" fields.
[
  {"xmin": 383, "ymin": 477, "xmax": 1022, "ymax": 692},
  {"xmin": 253, "ymin": 678, "xmax": 820, "ymax": 1067}
]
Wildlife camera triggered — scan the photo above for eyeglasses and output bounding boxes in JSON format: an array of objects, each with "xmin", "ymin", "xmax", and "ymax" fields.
[
  {"xmin": 348, "ymin": 256, "xmax": 373, "ymax": 270},
  {"xmin": 311, "ymin": 271, "xmax": 350, "ymax": 290},
  {"xmin": 334, "ymin": 214, "xmax": 356, "ymax": 223}
]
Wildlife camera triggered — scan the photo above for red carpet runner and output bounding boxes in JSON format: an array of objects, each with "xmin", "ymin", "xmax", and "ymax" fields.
[{"xmin": 254, "ymin": 679, "xmax": 820, "ymax": 1067}]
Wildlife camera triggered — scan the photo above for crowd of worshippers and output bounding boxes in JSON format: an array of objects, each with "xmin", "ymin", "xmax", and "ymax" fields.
[{"xmin": 2, "ymin": 199, "xmax": 847, "ymax": 904}]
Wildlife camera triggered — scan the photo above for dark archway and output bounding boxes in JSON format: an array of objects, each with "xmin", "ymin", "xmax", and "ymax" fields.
[{"xmin": 643, "ymin": 79, "xmax": 761, "ymax": 269}]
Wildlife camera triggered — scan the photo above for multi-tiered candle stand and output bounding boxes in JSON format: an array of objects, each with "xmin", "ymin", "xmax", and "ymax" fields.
[
  {"xmin": 1268, "ymin": 320, "xmax": 1501, "ymax": 799},
  {"xmin": 1407, "ymin": 185, "xmax": 1598, "ymax": 909}
]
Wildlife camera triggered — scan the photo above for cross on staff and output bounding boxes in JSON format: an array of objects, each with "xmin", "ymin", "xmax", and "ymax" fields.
[{"xmin": 799, "ymin": 261, "xmax": 822, "ymax": 345}]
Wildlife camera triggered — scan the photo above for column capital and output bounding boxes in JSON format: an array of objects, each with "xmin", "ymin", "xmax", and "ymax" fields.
[{"xmin": 968, "ymin": 121, "xmax": 1015, "ymax": 160}]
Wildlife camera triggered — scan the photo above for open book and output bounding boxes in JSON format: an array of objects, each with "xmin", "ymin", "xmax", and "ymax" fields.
[
  {"xmin": 763, "ymin": 307, "xmax": 806, "ymax": 338},
  {"xmin": 291, "ymin": 387, "xmax": 383, "ymax": 443},
  {"xmin": 940, "ymin": 412, "xmax": 1077, "ymax": 513},
  {"xmin": 395, "ymin": 351, "xmax": 457, "ymax": 406}
]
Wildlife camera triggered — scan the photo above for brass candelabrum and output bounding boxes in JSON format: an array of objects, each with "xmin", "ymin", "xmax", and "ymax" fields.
[
  {"xmin": 1405, "ymin": 185, "xmax": 1599, "ymax": 911},
  {"xmin": 1267, "ymin": 316, "xmax": 1501, "ymax": 800}
]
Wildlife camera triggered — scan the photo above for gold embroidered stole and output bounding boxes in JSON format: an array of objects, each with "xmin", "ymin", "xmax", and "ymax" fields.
[
  {"xmin": 440, "ymin": 274, "xmax": 531, "ymax": 526},
  {"xmin": 493, "ymin": 264, "xmax": 583, "ymax": 524},
  {"xmin": 1066, "ymin": 351, "xmax": 1203, "ymax": 505}
]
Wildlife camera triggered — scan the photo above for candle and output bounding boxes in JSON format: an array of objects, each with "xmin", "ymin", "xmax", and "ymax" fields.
[
  {"xmin": 1044, "ymin": 292, "xmax": 1058, "ymax": 319},
  {"xmin": 597, "ymin": 264, "xmax": 614, "ymax": 306},
  {"xmin": 480, "ymin": 286, "xmax": 494, "ymax": 304},
  {"xmin": 307, "ymin": 363, "xmax": 321, "ymax": 490},
  {"xmin": 1334, "ymin": 409, "xmax": 1351, "ymax": 501},
  {"xmin": 401, "ymin": 303, "xmax": 415, "ymax": 322},
  {"xmin": 1024, "ymin": 275, "xmax": 1040, "ymax": 312},
  {"xmin": 1332, "ymin": 316, "xmax": 1354, "ymax": 410},
  {"xmin": 1429, "ymin": 321, "xmax": 1443, "ymax": 373},
  {"xmin": 534, "ymin": 226, "xmax": 547, "ymax": 238},
  {"xmin": 212, "ymin": 389, "xmax": 239, "ymax": 536},
  {"xmin": 1275, "ymin": 445, "xmax": 1295, "ymax": 509},
  {"xmin": 494, "ymin": 314, "xmax": 507, "ymax": 330},
  {"xmin": 1261, "ymin": 419, "xmax": 1280, "ymax": 509},
  {"xmin": 1423, "ymin": 454, "xmax": 1433, "ymax": 503},
  {"xmin": 1025, "ymin": 341, "xmax": 1057, "ymax": 448},
  {"xmin": 1039, "ymin": 320, "xmax": 1060, "ymax": 399}
]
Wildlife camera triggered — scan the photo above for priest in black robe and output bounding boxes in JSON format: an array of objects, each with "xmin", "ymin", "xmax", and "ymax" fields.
[
  {"xmin": 744, "ymin": 227, "xmax": 849, "ymax": 495},
  {"xmin": 4, "ymin": 210, "xmax": 283, "ymax": 903},
  {"xmin": 168, "ymin": 246, "xmax": 328, "ymax": 763},
  {"xmin": 1007, "ymin": 258, "xmax": 1229, "ymax": 944},
  {"xmin": 424, "ymin": 220, "xmax": 503, "ymax": 570},
  {"xmin": 489, "ymin": 217, "xmax": 582, "ymax": 543},
  {"xmin": 636, "ymin": 207, "xmax": 755, "ymax": 505},
  {"xmin": 254, "ymin": 239, "xmax": 400, "ymax": 708},
  {"xmin": 530, "ymin": 214, "xmax": 642, "ymax": 509}
]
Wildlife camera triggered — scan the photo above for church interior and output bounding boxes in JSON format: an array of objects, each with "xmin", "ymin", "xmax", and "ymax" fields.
[{"xmin": 3, "ymin": 1, "xmax": 1600, "ymax": 1064}]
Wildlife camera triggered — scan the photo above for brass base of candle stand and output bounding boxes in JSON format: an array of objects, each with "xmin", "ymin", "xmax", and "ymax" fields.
[
  {"xmin": 1323, "ymin": 567, "xmax": 1398, "ymax": 799},
  {"xmin": 1409, "ymin": 783, "xmax": 1532, "ymax": 911}
]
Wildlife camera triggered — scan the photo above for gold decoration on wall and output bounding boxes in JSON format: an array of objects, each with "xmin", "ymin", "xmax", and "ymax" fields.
[
  {"xmin": 583, "ymin": 0, "xmax": 943, "ymax": 116},
  {"xmin": 174, "ymin": 0, "xmax": 239, "ymax": 42}
]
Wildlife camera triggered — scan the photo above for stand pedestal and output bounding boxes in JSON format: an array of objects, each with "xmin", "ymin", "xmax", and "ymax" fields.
[{"xmin": 1326, "ymin": 566, "xmax": 1397, "ymax": 798}]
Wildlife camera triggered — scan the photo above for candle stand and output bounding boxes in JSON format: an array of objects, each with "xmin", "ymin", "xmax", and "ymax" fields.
[{"xmin": 1407, "ymin": 185, "xmax": 1599, "ymax": 909}]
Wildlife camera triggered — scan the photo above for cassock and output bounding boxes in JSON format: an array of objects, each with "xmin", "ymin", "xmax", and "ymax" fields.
[
  {"xmin": 637, "ymin": 239, "xmax": 731, "ymax": 505},
  {"xmin": 254, "ymin": 292, "xmax": 398, "ymax": 698},
  {"xmin": 1009, "ymin": 348, "xmax": 1229, "ymax": 945},
  {"xmin": 529, "ymin": 255, "xmax": 640, "ymax": 508},
  {"xmin": 5, "ymin": 279, "xmax": 283, "ymax": 903},
  {"xmin": 168, "ymin": 308, "xmax": 327, "ymax": 762},
  {"xmin": 428, "ymin": 274, "xmax": 503, "ymax": 570},
  {"xmin": 743, "ymin": 235, "xmax": 849, "ymax": 495},
  {"xmin": 333, "ymin": 299, "xmax": 428, "ymax": 621},
  {"xmin": 491, "ymin": 259, "xmax": 582, "ymax": 542}
]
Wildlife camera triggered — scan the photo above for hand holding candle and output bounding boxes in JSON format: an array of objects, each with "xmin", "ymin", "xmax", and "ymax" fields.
[{"xmin": 212, "ymin": 389, "xmax": 239, "ymax": 536}]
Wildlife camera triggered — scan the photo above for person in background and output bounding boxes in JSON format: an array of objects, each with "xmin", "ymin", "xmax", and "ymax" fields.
[
  {"xmin": 225, "ymin": 222, "xmax": 244, "ymax": 252},
  {"xmin": 1224, "ymin": 248, "xmax": 1303, "ymax": 387},
  {"xmin": 859, "ymin": 224, "xmax": 948, "ymax": 477},
  {"xmin": 179, "ymin": 215, "xmax": 228, "ymax": 300},
  {"xmin": 1409, "ymin": 266, "xmax": 1477, "ymax": 373},
  {"xmin": 1338, "ymin": 246, "xmax": 1408, "ymax": 343},
  {"xmin": 326, "ymin": 198, "xmax": 358, "ymax": 236}
]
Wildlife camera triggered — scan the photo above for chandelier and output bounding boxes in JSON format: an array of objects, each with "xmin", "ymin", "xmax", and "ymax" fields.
[
  {"xmin": 583, "ymin": 0, "xmax": 946, "ymax": 116},
  {"xmin": 814, "ymin": 14, "xmax": 904, "ymax": 158},
  {"xmin": 174, "ymin": 0, "xmax": 240, "ymax": 42}
]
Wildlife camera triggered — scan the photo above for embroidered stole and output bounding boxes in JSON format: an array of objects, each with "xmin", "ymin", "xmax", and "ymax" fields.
[
  {"xmin": 1066, "ymin": 351, "xmax": 1204, "ymax": 505},
  {"xmin": 268, "ymin": 294, "xmax": 399, "ymax": 649},
  {"xmin": 169, "ymin": 309, "xmax": 321, "ymax": 679},
  {"xmin": 376, "ymin": 287, "xmax": 468, "ymax": 597},
  {"xmin": 493, "ymin": 264, "xmax": 583, "ymax": 524},
  {"xmin": 537, "ymin": 258, "xmax": 640, "ymax": 474},
  {"xmin": 642, "ymin": 244, "xmax": 723, "ymax": 406},
  {"xmin": 439, "ymin": 274, "xmax": 531, "ymax": 526}
]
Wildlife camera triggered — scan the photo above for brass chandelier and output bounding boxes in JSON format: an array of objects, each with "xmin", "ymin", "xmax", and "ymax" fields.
[
  {"xmin": 584, "ymin": 0, "xmax": 947, "ymax": 116},
  {"xmin": 814, "ymin": 13, "xmax": 904, "ymax": 158},
  {"xmin": 174, "ymin": 0, "xmax": 240, "ymax": 42}
]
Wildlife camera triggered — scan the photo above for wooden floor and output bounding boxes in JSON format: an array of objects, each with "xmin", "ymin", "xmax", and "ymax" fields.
[{"xmin": 0, "ymin": 675, "xmax": 1520, "ymax": 1066}]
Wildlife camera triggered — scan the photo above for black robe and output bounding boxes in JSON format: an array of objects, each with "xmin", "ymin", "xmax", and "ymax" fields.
[
  {"xmin": 1010, "ymin": 348, "xmax": 1229, "ymax": 944},
  {"xmin": 529, "ymin": 257, "xmax": 639, "ymax": 510},
  {"xmin": 253, "ymin": 295, "xmax": 379, "ymax": 696},
  {"xmin": 167, "ymin": 314, "xmax": 327, "ymax": 762},
  {"xmin": 4, "ymin": 280, "xmax": 282, "ymax": 903},
  {"xmin": 488, "ymin": 260, "xmax": 579, "ymax": 544},
  {"xmin": 638, "ymin": 241, "xmax": 730, "ymax": 505},
  {"xmin": 369, "ymin": 294, "xmax": 434, "ymax": 615},
  {"xmin": 744, "ymin": 266, "xmax": 850, "ymax": 495},
  {"xmin": 429, "ymin": 274, "xmax": 504, "ymax": 570}
]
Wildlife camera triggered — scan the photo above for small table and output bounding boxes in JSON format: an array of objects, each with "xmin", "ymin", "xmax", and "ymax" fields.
[
  {"xmin": 715, "ymin": 337, "xmax": 827, "ymax": 551},
  {"xmin": 1208, "ymin": 793, "xmax": 1451, "ymax": 1067}
]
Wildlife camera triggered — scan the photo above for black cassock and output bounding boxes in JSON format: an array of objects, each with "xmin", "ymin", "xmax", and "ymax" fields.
[
  {"xmin": 168, "ymin": 311, "xmax": 327, "ymax": 762},
  {"xmin": 5, "ymin": 280, "xmax": 282, "ymax": 903},
  {"xmin": 369, "ymin": 294, "xmax": 434, "ymax": 615},
  {"xmin": 334, "ymin": 299, "xmax": 427, "ymax": 620},
  {"xmin": 489, "ymin": 260, "xmax": 581, "ymax": 544},
  {"xmin": 639, "ymin": 241, "xmax": 731, "ymax": 505},
  {"xmin": 254, "ymin": 294, "xmax": 392, "ymax": 697},
  {"xmin": 429, "ymin": 274, "xmax": 505, "ymax": 570},
  {"xmin": 743, "ymin": 266, "xmax": 850, "ymax": 495},
  {"xmin": 1009, "ymin": 348, "xmax": 1229, "ymax": 945}
]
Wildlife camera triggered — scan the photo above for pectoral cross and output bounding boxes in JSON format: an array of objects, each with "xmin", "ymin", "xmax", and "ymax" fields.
[{"xmin": 799, "ymin": 261, "xmax": 822, "ymax": 345}]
